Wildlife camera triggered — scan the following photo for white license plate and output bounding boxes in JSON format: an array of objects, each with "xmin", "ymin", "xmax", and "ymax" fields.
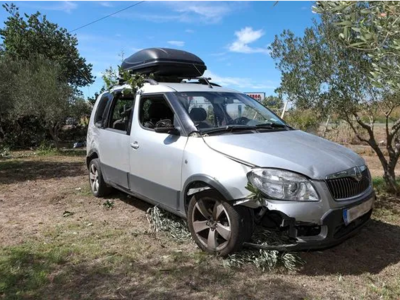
[{"xmin": 343, "ymin": 198, "xmax": 373, "ymax": 225}]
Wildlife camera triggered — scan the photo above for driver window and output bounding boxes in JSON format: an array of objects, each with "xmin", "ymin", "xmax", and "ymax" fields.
[{"xmin": 139, "ymin": 96, "xmax": 174, "ymax": 129}]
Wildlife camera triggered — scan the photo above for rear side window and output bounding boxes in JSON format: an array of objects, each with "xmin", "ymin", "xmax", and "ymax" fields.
[
  {"xmin": 107, "ymin": 94, "xmax": 135, "ymax": 133},
  {"xmin": 94, "ymin": 94, "xmax": 111, "ymax": 126}
]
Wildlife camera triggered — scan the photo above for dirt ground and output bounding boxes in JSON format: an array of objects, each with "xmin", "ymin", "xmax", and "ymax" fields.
[{"xmin": 1, "ymin": 151, "xmax": 400, "ymax": 300}]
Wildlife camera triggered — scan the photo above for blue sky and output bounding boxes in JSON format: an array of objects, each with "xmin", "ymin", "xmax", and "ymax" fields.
[{"xmin": 0, "ymin": 1, "xmax": 316, "ymax": 98}]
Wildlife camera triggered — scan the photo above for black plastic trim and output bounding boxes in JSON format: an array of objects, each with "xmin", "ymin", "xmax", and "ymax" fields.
[
  {"xmin": 101, "ymin": 162, "xmax": 129, "ymax": 190},
  {"xmin": 86, "ymin": 149, "xmax": 99, "ymax": 168},
  {"xmin": 180, "ymin": 174, "xmax": 235, "ymax": 214},
  {"xmin": 129, "ymin": 173, "xmax": 180, "ymax": 211}
]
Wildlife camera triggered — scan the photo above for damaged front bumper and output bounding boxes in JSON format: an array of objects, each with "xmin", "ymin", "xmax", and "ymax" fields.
[{"xmin": 243, "ymin": 184, "xmax": 375, "ymax": 251}]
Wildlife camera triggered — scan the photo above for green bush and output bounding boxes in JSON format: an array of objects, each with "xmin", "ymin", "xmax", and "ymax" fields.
[
  {"xmin": 1, "ymin": 116, "xmax": 47, "ymax": 150},
  {"xmin": 284, "ymin": 109, "xmax": 320, "ymax": 133}
]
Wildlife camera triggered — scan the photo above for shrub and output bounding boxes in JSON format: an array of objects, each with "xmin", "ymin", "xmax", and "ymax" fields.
[{"xmin": 284, "ymin": 109, "xmax": 320, "ymax": 133}]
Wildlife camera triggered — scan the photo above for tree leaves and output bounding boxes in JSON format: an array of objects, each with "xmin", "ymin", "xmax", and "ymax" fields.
[
  {"xmin": 276, "ymin": 1, "xmax": 400, "ymax": 192},
  {"xmin": 0, "ymin": 4, "xmax": 94, "ymax": 88},
  {"xmin": 314, "ymin": 1, "xmax": 400, "ymax": 94}
]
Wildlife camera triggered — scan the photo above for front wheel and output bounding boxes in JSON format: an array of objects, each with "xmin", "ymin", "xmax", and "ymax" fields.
[{"xmin": 187, "ymin": 190, "xmax": 253, "ymax": 256}]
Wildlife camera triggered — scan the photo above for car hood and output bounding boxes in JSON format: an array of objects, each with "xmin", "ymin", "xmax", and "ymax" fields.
[{"xmin": 203, "ymin": 130, "xmax": 365, "ymax": 180}]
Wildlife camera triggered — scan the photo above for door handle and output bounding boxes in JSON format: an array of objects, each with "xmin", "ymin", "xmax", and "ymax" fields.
[{"xmin": 130, "ymin": 142, "xmax": 139, "ymax": 149}]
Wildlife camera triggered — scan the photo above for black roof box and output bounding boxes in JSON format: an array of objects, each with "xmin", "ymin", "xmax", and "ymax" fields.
[{"xmin": 121, "ymin": 48, "xmax": 207, "ymax": 77}]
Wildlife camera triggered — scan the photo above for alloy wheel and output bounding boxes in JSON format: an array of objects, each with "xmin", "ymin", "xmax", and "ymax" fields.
[
  {"xmin": 89, "ymin": 163, "xmax": 99, "ymax": 193},
  {"xmin": 191, "ymin": 198, "xmax": 232, "ymax": 251}
]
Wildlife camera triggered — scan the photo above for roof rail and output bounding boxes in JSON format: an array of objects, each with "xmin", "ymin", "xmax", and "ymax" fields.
[
  {"xmin": 181, "ymin": 77, "xmax": 221, "ymax": 88},
  {"xmin": 144, "ymin": 78, "xmax": 158, "ymax": 85},
  {"xmin": 112, "ymin": 76, "xmax": 220, "ymax": 89}
]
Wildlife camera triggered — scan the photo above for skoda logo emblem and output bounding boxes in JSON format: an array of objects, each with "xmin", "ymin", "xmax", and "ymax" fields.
[{"xmin": 353, "ymin": 166, "xmax": 363, "ymax": 182}]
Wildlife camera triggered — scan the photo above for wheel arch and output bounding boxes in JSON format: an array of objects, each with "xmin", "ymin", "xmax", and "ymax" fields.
[
  {"xmin": 86, "ymin": 149, "xmax": 99, "ymax": 169},
  {"xmin": 181, "ymin": 174, "xmax": 234, "ymax": 214}
]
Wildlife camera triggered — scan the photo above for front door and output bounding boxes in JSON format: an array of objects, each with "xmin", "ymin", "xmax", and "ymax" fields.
[{"xmin": 128, "ymin": 94, "xmax": 187, "ymax": 211}]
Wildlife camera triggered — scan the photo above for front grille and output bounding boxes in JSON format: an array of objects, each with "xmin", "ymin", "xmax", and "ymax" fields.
[{"xmin": 326, "ymin": 169, "xmax": 371, "ymax": 200}]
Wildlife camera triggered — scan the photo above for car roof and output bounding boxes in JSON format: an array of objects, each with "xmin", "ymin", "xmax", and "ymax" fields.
[{"xmin": 110, "ymin": 82, "xmax": 240, "ymax": 94}]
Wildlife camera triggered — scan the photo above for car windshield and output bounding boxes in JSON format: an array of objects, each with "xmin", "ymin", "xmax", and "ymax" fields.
[{"xmin": 174, "ymin": 92, "xmax": 287, "ymax": 133}]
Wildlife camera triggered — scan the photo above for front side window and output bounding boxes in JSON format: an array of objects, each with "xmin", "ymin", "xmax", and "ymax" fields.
[
  {"xmin": 139, "ymin": 96, "xmax": 174, "ymax": 129},
  {"xmin": 175, "ymin": 92, "xmax": 288, "ymax": 133}
]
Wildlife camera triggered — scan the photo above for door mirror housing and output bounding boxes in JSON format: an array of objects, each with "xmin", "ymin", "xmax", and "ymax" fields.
[{"xmin": 154, "ymin": 126, "xmax": 180, "ymax": 135}]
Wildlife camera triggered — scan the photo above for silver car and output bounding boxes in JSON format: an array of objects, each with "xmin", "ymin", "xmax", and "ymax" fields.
[{"xmin": 87, "ymin": 80, "xmax": 374, "ymax": 256}]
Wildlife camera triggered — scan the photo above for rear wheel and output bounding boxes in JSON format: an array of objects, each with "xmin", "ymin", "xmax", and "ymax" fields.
[
  {"xmin": 187, "ymin": 190, "xmax": 253, "ymax": 256},
  {"xmin": 89, "ymin": 158, "xmax": 112, "ymax": 197}
]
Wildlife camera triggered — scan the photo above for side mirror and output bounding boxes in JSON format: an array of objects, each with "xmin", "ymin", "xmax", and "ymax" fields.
[{"xmin": 154, "ymin": 126, "xmax": 180, "ymax": 135}]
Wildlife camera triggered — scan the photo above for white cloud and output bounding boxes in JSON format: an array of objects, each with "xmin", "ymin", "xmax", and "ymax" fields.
[
  {"xmin": 204, "ymin": 70, "xmax": 276, "ymax": 90},
  {"xmin": 185, "ymin": 29, "xmax": 195, "ymax": 33},
  {"xmin": 99, "ymin": 2, "xmax": 114, "ymax": 8},
  {"xmin": 172, "ymin": 2, "xmax": 232, "ymax": 23},
  {"xmin": 116, "ymin": 2, "xmax": 244, "ymax": 24},
  {"xmin": 21, "ymin": 1, "xmax": 78, "ymax": 13},
  {"xmin": 228, "ymin": 27, "xmax": 270, "ymax": 55},
  {"xmin": 167, "ymin": 41, "xmax": 185, "ymax": 47}
]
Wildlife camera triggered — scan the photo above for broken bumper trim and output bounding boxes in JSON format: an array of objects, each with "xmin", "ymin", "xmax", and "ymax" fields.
[{"xmin": 244, "ymin": 194, "xmax": 374, "ymax": 252}]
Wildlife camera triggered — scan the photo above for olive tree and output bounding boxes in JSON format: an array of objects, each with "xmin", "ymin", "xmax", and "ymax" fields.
[
  {"xmin": 270, "ymin": 14, "xmax": 400, "ymax": 193},
  {"xmin": 313, "ymin": 1, "xmax": 400, "ymax": 92},
  {"xmin": 0, "ymin": 3, "xmax": 94, "ymax": 88},
  {"xmin": 0, "ymin": 57, "xmax": 17, "ymax": 143},
  {"xmin": 262, "ymin": 95, "xmax": 283, "ymax": 114},
  {"xmin": 6, "ymin": 57, "xmax": 89, "ymax": 149}
]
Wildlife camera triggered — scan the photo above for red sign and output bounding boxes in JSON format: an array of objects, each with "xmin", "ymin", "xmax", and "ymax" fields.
[{"xmin": 245, "ymin": 92, "xmax": 265, "ymax": 102}]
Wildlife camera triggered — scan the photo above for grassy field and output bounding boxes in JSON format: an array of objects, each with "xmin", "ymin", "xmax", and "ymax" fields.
[{"xmin": 1, "ymin": 151, "xmax": 400, "ymax": 299}]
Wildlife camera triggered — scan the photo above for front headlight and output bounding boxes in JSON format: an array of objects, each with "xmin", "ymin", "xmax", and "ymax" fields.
[{"xmin": 247, "ymin": 168, "xmax": 319, "ymax": 201}]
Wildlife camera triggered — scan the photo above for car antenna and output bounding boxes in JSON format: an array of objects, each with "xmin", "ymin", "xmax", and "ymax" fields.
[{"xmin": 193, "ymin": 64, "xmax": 212, "ymax": 88}]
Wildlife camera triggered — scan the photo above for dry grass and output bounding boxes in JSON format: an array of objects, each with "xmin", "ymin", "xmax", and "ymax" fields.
[
  {"xmin": 322, "ymin": 122, "xmax": 390, "ymax": 146},
  {"xmin": 1, "ymin": 151, "xmax": 400, "ymax": 299}
]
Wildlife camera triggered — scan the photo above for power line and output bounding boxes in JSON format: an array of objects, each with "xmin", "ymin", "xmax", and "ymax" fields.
[
  {"xmin": 69, "ymin": 1, "xmax": 145, "ymax": 91},
  {"xmin": 69, "ymin": 1, "xmax": 145, "ymax": 33}
]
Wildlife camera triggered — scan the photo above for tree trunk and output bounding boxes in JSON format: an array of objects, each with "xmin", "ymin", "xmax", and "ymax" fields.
[
  {"xmin": 345, "ymin": 115, "xmax": 399, "ymax": 194},
  {"xmin": 48, "ymin": 125, "xmax": 60, "ymax": 150},
  {"xmin": 0, "ymin": 123, "xmax": 4, "ymax": 145},
  {"xmin": 383, "ymin": 165, "xmax": 398, "ymax": 194},
  {"xmin": 368, "ymin": 142, "xmax": 399, "ymax": 194},
  {"xmin": 384, "ymin": 150, "xmax": 400, "ymax": 193}
]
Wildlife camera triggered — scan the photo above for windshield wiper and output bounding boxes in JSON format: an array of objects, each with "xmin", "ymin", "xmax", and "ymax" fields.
[
  {"xmin": 201, "ymin": 125, "xmax": 258, "ymax": 135},
  {"xmin": 256, "ymin": 123, "xmax": 291, "ymax": 129}
]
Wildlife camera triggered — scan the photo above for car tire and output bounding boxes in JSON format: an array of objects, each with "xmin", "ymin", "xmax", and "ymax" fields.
[
  {"xmin": 88, "ymin": 158, "xmax": 112, "ymax": 197},
  {"xmin": 187, "ymin": 190, "xmax": 253, "ymax": 256}
]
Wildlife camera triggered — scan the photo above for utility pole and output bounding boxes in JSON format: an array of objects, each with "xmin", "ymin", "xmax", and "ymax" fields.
[{"xmin": 281, "ymin": 100, "xmax": 289, "ymax": 119}]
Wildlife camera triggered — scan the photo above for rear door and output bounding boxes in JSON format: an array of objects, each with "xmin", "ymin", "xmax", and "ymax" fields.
[
  {"xmin": 97, "ymin": 92, "xmax": 135, "ymax": 190},
  {"xmin": 128, "ymin": 94, "xmax": 187, "ymax": 211}
]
